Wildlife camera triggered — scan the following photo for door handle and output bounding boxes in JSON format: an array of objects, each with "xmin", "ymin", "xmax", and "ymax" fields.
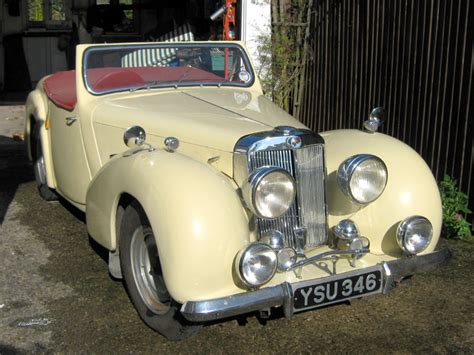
[{"xmin": 65, "ymin": 116, "xmax": 77, "ymax": 126}]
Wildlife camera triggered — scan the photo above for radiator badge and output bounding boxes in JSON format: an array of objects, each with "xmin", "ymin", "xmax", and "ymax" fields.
[{"xmin": 287, "ymin": 136, "xmax": 302, "ymax": 149}]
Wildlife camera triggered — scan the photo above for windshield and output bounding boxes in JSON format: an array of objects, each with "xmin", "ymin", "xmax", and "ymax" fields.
[{"xmin": 83, "ymin": 43, "xmax": 255, "ymax": 94}]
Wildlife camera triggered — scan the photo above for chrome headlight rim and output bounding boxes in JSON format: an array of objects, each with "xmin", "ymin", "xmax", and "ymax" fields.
[
  {"xmin": 337, "ymin": 154, "xmax": 388, "ymax": 204},
  {"xmin": 396, "ymin": 215, "xmax": 433, "ymax": 255},
  {"xmin": 242, "ymin": 166, "xmax": 296, "ymax": 219},
  {"xmin": 236, "ymin": 242, "xmax": 278, "ymax": 288}
]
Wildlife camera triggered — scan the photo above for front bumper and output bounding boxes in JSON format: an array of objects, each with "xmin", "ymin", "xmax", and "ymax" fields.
[{"xmin": 181, "ymin": 248, "xmax": 451, "ymax": 322}]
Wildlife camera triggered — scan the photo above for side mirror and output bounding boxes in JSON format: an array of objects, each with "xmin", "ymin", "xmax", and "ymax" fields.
[
  {"xmin": 364, "ymin": 107, "xmax": 386, "ymax": 133},
  {"xmin": 123, "ymin": 126, "xmax": 146, "ymax": 148}
]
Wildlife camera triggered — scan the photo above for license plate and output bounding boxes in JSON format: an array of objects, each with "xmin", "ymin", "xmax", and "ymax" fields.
[{"xmin": 293, "ymin": 266, "xmax": 383, "ymax": 312}]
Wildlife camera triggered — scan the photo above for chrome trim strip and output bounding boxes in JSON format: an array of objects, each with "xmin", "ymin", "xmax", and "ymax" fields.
[
  {"xmin": 181, "ymin": 283, "xmax": 290, "ymax": 322},
  {"xmin": 180, "ymin": 249, "xmax": 451, "ymax": 322},
  {"xmin": 284, "ymin": 248, "xmax": 370, "ymax": 271}
]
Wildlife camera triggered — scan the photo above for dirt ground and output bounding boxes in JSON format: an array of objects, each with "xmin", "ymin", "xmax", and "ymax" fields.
[{"xmin": 0, "ymin": 106, "xmax": 473, "ymax": 353}]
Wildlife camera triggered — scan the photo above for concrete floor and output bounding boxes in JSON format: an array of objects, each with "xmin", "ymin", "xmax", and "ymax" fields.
[{"xmin": 0, "ymin": 105, "xmax": 24, "ymax": 139}]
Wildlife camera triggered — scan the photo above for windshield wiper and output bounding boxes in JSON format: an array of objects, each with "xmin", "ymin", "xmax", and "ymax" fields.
[
  {"xmin": 217, "ymin": 63, "xmax": 242, "ymax": 87},
  {"xmin": 173, "ymin": 66, "xmax": 194, "ymax": 88},
  {"xmin": 129, "ymin": 81, "xmax": 158, "ymax": 92}
]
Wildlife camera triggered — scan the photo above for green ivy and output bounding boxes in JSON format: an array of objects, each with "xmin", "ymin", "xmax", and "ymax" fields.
[{"xmin": 439, "ymin": 175, "xmax": 472, "ymax": 240}]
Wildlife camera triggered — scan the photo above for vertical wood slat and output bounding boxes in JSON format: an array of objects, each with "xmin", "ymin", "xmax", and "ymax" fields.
[{"xmin": 298, "ymin": 0, "xmax": 473, "ymax": 225}]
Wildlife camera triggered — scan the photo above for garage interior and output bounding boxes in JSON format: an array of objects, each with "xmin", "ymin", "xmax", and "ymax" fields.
[{"xmin": 0, "ymin": 0, "xmax": 267, "ymax": 104}]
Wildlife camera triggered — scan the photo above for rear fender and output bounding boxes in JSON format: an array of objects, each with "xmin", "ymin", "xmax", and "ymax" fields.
[
  {"xmin": 86, "ymin": 149, "xmax": 250, "ymax": 303},
  {"xmin": 322, "ymin": 129, "xmax": 442, "ymax": 257},
  {"xmin": 25, "ymin": 86, "xmax": 56, "ymax": 189}
]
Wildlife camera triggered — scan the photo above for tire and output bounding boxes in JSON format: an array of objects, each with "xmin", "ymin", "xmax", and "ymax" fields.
[
  {"xmin": 33, "ymin": 129, "xmax": 58, "ymax": 201},
  {"xmin": 119, "ymin": 201, "xmax": 201, "ymax": 340}
]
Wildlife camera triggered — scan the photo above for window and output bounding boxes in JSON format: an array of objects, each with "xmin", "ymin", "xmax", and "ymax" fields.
[
  {"xmin": 96, "ymin": 0, "xmax": 134, "ymax": 20},
  {"xmin": 27, "ymin": 0, "xmax": 69, "ymax": 28},
  {"xmin": 94, "ymin": 0, "xmax": 137, "ymax": 32}
]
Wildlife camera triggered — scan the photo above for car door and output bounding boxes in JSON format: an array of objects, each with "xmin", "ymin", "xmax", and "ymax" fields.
[{"xmin": 49, "ymin": 102, "xmax": 92, "ymax": 205}]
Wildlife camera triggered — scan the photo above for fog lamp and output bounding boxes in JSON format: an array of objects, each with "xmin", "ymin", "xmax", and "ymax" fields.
[
  {"xmin": 397, "ymin": 216, "xmax": 433, "ymax": 255},
  {"xmin": 334, "ymin": 219, "xmax": 359, "ymax": 241},
  {"xmin": 349, "ymin": 236, "xmax": 370, "ymax": 252},
  {"xmin": 277, "ymin": 247, "xmax": 297, "ymax": 271},
  {"xmin": 236, "ymin": 243, "xmax": 277, "ymax": 287}
]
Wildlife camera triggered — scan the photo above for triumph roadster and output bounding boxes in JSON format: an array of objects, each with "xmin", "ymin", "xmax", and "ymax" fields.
[{"xmin": 25, "ymin": 42, "xmax": 450, "ymax": 340}]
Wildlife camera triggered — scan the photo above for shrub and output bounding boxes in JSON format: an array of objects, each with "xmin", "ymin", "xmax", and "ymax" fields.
[{"xmin": 439, "ymin": 175, "xmax": 472, "ymax": 240}]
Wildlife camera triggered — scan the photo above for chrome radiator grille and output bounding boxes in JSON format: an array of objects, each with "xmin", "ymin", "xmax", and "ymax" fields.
[
  {"xmin": 248, "ymin": 144, "xmax": 327, "ymax": 249},
  {"xmin": 294, "ymin": 145, "xmax": 327, "ymax": 247}
]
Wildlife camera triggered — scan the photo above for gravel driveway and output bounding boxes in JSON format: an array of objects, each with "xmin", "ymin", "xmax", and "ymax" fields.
[{"xmin": 0, "ymin": 106, "xmax": 473, "ymax": 353}]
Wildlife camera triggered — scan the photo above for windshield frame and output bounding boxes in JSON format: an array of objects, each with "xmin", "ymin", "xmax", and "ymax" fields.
[{"xmin": 82, "ymin": 42, "xmax": 256, "ymax": 96}]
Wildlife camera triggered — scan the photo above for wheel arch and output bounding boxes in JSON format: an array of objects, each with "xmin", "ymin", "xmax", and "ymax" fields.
[
  {"xmin": 115, "ymin": 192, "xmax": 136, "ymax": 243},
  {"xmin": 321, "ymin": 129, "xmax": 442, "ymax": 256},
  {"xmin": 27, "ymin": 114, "xmax": 37, "ymax": 162},
  {"xmin": 86, "ymin": 150, "xmax": 250, "ymax": 303}
]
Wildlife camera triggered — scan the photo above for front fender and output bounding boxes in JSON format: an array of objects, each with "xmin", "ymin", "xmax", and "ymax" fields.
[
  {"xmin": 322, "ymin": 129, "xmax": 442, "ymax": 256},
  {"xmin": 86, "ymin": 149, "xmax": 250, "ymax": 303}
]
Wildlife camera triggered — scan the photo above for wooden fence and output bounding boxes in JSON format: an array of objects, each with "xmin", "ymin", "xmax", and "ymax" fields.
[{"xmin": 296, "ymin": 0, "xmax": 473, "ymax": 220}]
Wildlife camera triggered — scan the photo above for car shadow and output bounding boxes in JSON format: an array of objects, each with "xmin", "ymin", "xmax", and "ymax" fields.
[
  {"xmin": 0, "ymin": 135, "xmax": 34, "ymax": 225},
  {"xmin": 201, "ymin": 298, "xmax": 354, "ymax": 330},
  {"xmin": 0, "ymin": 343, "xmax": 21, "ymax": 354},
  {"xmin": 56, "ymin": 196, "xmax": 109, "ymax": 266}
]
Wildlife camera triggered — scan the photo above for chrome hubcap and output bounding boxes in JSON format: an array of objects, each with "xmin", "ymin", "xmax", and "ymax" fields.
[
  {"xmin": 36, "ymin": 155, "xmax": 46, "ymax": 185},
  {"xmin": 130, "ymin": 226, "xmax": 170, "ymax": 314}
]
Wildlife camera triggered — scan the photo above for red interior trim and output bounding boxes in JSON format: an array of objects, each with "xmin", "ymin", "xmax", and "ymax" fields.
[
  {"xmin": 43, "ymin": 70, "xmax": 77, "ymax": 111},
  {"xmin": 43, "ymin": 67, "xmax": 223, "ymax": 111}
]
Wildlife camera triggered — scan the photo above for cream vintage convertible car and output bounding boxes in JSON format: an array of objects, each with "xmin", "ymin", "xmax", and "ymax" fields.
[{"xmin": 25, "ymin": 42, "xmax": 450, "ymax": 340}]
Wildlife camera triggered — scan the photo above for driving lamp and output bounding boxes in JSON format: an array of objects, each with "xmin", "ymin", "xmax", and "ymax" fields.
[
  {"xmin": 277, "ymin": 247, "xmax": 297, "ymax": 271},
  {"xmin": 242, "ymin": 167, "xmax": 296, "ymax": 219},
  {"xmin": 397, "ymin": 216, "xmax": 433, "ymax": 255},
  {"xmin": 337, "ymin": 154, "xmax": 388, "ymax": 204},
  {"xmin": 236, "ymin": 243, "xmax": 277, "ymax": 287}
]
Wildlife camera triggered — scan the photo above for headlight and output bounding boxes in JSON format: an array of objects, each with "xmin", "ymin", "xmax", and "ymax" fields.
[
  {"xmin": 236, "ymin": 243, "xmax": 277, "ymax": 287},
  {"xmin": 397, "ymin": 216, "xmax": 433, "ymax": 255},
  {"xmin": 337, "ymin": 154, "xmax": 388, "ymax": 204},
  {"xmin": 242, "ymin": 167, "xmax": 296, "ymax": 219}
]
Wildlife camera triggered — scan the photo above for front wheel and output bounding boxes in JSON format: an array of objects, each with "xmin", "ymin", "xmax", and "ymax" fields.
[{"xmin": 119, "ymin": 201, "xmax": 201, "ymax": 340}]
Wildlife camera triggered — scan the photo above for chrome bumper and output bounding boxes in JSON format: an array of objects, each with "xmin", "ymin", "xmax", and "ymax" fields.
[{"xmin": 181, "ymin": 249, "xmax": 451, "ymax": 322}]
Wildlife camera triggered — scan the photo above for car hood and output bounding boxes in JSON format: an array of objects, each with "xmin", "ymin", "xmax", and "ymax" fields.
[{"xmin": 91, "ymin": 88, "xmax": 306, "ymax": 153}]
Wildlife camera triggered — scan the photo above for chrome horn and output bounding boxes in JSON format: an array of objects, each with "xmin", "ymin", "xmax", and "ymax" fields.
[{"xmin": 363, "ymin": 107, "xmax": 386, "ymax": 133}]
